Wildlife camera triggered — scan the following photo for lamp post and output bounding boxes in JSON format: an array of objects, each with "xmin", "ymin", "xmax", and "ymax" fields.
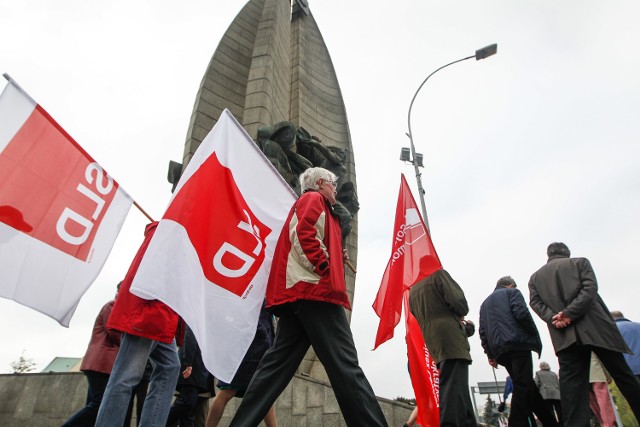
[{"xmin": 402, "ymin": 43, "xmax": 497, "ymax": 231}]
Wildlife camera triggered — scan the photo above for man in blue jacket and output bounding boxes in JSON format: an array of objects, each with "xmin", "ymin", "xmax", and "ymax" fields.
[
  {"xmin": 479, "ymin": 276, "xmax": 559, "ymax": 427},
  {"xmin": 612, "ymin": 310, "xmax": 640, "ymax": 380}
]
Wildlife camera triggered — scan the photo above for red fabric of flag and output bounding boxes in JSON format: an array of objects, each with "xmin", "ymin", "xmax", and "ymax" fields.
[
  {"xmin": 372, "ymin": 174, "xmax": 442, "ymax": 349},
  {"xmin": 405, "ymin": 290, "xmax": 440, "ymax": 427}
]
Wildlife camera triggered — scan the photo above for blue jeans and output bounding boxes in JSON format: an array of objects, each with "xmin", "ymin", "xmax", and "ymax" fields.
[{"xmin": 95, "ymin": 333, "xmax": 180, "ymax": 427}]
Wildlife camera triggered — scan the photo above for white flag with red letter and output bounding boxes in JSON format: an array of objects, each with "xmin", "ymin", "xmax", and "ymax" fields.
[
  {"xmin": 0, "ymin": 77, "xmax": 132, "ymax": 326},
  {"xmin": 130, "ymin": 109, "xmax": 297, "ymax": 382}
]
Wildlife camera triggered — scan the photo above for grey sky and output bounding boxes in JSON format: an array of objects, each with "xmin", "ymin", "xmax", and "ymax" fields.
[{"xmin": 1, "ymin": 0, "xmax": 640, "ymax": 402}]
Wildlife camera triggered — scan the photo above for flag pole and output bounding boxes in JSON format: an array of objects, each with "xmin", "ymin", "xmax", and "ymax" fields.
[
  {"xmin": 133, "ymin": 201, "xmax": 155, "ymax": 222},
  {"xmin": 345, "ymin": 259, "xmax": 356, "ymax": 274}
]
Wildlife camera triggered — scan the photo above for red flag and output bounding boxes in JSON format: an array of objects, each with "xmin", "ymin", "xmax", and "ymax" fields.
[
  {"xmin": 0, "ymin": 77, "xmax": 132, "ymax": 325},
  {"xmin": 405, "ymin": 291, "xmax": 440, "ymax": 427},
  {"xmin": 372, "ymin": 174, "xmax": 441, "ymax": 349}
]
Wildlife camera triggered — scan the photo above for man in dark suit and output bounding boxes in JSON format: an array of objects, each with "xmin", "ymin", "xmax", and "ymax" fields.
[
  {"xmin": 528, "ymin": 242, "xmax": 640, "ymax": 426},
  {"xmin": 479, "ymin": 276, "xmax": 558, "ymax": 426}
]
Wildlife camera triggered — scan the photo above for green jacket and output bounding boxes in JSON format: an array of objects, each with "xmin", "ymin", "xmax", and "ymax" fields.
[{"xmin": 409, "ymin": 270, "xmax": 472, "ymax": 365}]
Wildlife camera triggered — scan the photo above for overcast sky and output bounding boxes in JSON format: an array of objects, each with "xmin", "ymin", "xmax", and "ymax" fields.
[{"xmin": 2, "ymin": 0, "xmax": 640, "ymax": 404}]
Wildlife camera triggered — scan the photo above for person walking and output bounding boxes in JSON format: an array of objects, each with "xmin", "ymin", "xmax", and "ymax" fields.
[
  {"xmin": 589, "ymin": 353, "xmax": 616, "ymax": 427},
  {"xmin": 479, "ymin": 276, "xmax": 558, "ymax": 427},
  {"xmin": 167, "ymin": 325, "xmax": 213, "ymax": 427},
  {"xmin": 528, "ymin": 242, "xmax": 640, "ymax": 426},
  {"xmin": 95, "ymin": 222, "xmax": 183, "ymax": 427},
  {"xmin": 409, "ymin": 269, "xmax": 477, "ymax": 427},
  {"xmin": 228, "ymin": 167, "xmax": 387, "ymax": 427},
  {"xmin": 534, "ymin": 362, "xmax": 562, "ymax": 424},
  {"xmin": 62, "ymin": 286, "xmax": 121, "ymax": 427}
]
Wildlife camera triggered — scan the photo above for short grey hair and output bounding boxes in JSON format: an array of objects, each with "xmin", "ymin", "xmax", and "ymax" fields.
[
  {"xmin": 611, "ymin": 311, "xmax": 624, "ymax": 320},
  {"xmin": 299, "ymin": 167, "xmax": 337, "ymax": 192},
  {"xmin": 496, "ymin": 276, "xmax": 516, "ymax": 288},
  {"xmin": 547, "ymin": 242, "xmax": 570, "ymax": 258}
]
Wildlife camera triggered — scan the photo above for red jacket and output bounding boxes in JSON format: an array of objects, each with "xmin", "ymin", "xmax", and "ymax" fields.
[
  {"xmin": 266, "ymin": 191, "xmax": 351, "ymax": 310},
  {"xmin": 108, "ymin": 222, "xmax": 181, "ymax": 344},
  {"xmin": 80, "ymin": 300, "xmax": 120, "ymax": 374}
]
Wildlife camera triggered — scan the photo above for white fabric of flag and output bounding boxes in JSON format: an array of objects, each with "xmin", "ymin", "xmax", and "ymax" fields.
[
  {"xmin": 131, "ymin": 109, "xmax": 297, "ymax": 382},
  {"xmin": 0, "ymin": 78, "xmax": 132, "ymax": 326}
]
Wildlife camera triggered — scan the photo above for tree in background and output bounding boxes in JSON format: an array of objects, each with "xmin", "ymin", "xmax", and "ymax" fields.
[
  {"xmin": 610, "ymin": 381, "xmax": 639, "ymax": 427},
  {"xmin": 10, "ymin": 350, "xmax": 36, "ymax": 374},
  {"xmin": 482, "ymin": 395, "xmax": 500, "ymax": 426}
]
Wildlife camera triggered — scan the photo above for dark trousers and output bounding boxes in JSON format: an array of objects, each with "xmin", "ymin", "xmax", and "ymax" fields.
[
  {"xmin": 545, "ymin": 399, "xmax": 562, "ymax": 425},
  {"xmin": 498, "ymin": 351, "xmax": 558, "ymax": 427},
  {"xmin": 166, "ymin": 385, "xmax": 199, "ymax": 427},
  {"xmin": 62, "ymin": 371, "xmax": 110, "ymax": 427},
  {"xmin": 229, "ymin": 300, "xmax": 387, "ymax": 427},
  {"xmin": 558, "ymin": 344, "xmax": 640, "ymax": 426},
  {"xmin": 125, "ymin": 376, "xmax": 149, "ymax": 426},
  {"xmin": 438, "ymin": 359, "xmax": 477, "ymax": 427}
]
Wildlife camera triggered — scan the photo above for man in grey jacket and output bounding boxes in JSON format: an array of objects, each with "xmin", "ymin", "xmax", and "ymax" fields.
[{"xmin": 528, "ymin": 242, "xmax": 640, "ymax": 426}]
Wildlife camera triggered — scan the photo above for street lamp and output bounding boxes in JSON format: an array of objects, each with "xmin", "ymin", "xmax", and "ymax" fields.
[{"xmin": 402, "ymin": 43, "xmax": 497, "ymax": 231}]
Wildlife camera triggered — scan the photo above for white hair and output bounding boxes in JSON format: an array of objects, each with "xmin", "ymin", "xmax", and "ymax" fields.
[{"xmin": 299, "ymin": 167, "xmax": 337, "ymax": 192}]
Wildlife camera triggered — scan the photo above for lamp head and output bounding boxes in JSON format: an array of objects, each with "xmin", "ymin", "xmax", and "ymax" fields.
[{"xmin": 475, "ymin": 43, "xmax": 498, "ymax": 60}]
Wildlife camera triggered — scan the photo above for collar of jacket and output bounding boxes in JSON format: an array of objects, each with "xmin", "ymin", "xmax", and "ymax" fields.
[
  {"xmin": 547, "ymin": 254, "xmax": 568, "ymax": 262},
  {"xmin": 301, "ymin": 190, "xmax": 335, "ymax": 212}
]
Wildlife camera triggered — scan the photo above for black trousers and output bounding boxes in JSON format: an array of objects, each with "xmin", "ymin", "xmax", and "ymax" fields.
[
  {"xmin": 545, "ymin": 399, "xmax": 562, "ymax": 425},
  {"xmin": 558, "ymin": 344, "xmax": 640, "ymax": 426},
  {"xmin": 497, "ymin": 351, "xmax": 558, "ymax": 427},
  {"xmin": 437, "ymin": 359, "xmax": 477, "ymax": 427},
  {"xmin": 62, "ymin": 371, "xmax": 110, "ymax": 427},
  {"xmin": 229, "ymin": 300, "xmax": 387, "ymax": 427},
  {"xmin": 166, "ymin": 385, "xmax": 199, "ymax": 427}
]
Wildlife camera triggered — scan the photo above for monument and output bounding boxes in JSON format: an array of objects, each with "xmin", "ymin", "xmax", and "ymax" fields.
[{"xmin": 170, "ymin": 0, "xmax": 359, "ymax": 382}]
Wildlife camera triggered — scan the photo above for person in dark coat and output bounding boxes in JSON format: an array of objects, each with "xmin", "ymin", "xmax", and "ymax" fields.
[
  {"xmin": 205, "ymin": 304, "xmax": 276, "ymax": 427},
  {"xmin": 479, "ymin": 276, "xmax": 559, "ymax": 426},
  {"xmin": 528, "ymin": 242, "xmax": 640, "ymax": 426},
  {"xmin": 62, "ymin": 290, "xmax": 120, "ymax": 427},
  {"xmin": 167, "ymin": 325, "xmax": 213, "ymax": 427},
  {"xmin": 409, "ymin": 269, "xmax": 477, "ymax": 427}
]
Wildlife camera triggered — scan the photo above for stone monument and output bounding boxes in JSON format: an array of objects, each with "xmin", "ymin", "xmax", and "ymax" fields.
[{"xmin": 170, "ymin": 0, "xmax": 359, "ymax": 382}]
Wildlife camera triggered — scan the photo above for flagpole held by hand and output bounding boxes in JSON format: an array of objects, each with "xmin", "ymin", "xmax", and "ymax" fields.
[{"xmin": 343, "ymin": 249, "xmax": 356, "ymax": 273}]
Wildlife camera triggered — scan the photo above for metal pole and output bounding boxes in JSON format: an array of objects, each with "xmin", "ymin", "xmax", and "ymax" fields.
[
  {"xmin": 406, "ymin": 43, "xmax": 497, "ymax": 231},
  {"xmin": 406, "ymin": 55, "xmax": 474, "ymax": 232}
]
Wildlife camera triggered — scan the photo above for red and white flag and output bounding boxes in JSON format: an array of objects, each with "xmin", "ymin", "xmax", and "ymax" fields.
[
  {"xmin": 0, "ymin": 76, "xmax": 132, "ymax": 326},
  {"xmin": 130, "ymin": 109, "xmax": 297, "ymax": 382},
  {"xmin": 372, "ymin": 174, "xmax": 441, "ymax": 348}
]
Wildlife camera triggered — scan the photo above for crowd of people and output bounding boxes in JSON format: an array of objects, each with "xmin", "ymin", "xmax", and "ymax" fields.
[{"xmin": 62, "ymin": 166, "xmax": 640, "ymax": 427}]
